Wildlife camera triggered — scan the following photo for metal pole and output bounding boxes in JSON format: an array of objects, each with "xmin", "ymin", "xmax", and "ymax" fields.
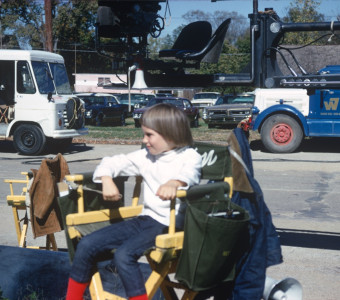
[{"xmin": 0, "ymin": 0, "xmax": 2, "ymax": 49}]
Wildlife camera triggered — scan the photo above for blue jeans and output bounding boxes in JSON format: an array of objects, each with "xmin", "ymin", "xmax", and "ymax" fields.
[{"xmin": 70, "ymin": 215, "xmax": 166, "ymax": 297}]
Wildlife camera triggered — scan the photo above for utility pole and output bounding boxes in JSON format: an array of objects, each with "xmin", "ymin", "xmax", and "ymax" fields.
[
  {"xmin": 44, "ymin": 0, "xmax": 53, "ymax": 52},
  {"xmin": 0, "ymin": 1, "xmax": 2, "ymax": 49}
]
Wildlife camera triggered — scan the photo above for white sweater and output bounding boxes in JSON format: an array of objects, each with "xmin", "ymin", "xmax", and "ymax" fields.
[{"xmin": 93, "ymin": 147, "xmax": 202, "ymax": 226}]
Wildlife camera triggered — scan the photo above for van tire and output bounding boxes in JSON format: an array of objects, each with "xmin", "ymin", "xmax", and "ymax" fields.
[
  {"xmin": 261, "ymin": 114, "xmax": 303, "ymax": 153},
  {"xmin": 13, "ymin": 124, "xmax": 46, "ymax": 155}
]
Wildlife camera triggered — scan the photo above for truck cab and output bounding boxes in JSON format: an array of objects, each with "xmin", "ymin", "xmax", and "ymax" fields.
[
  {"xmin": 0, "ymin": 50, "xmax": 87, "ymax": 155},
  {"xmin": 250, "ymin": 69, "xmax": 340, "ymax": 153}
]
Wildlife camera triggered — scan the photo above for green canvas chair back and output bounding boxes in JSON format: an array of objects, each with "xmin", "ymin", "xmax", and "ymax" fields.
[{"xmin": 193, "ymin": 142, "xmax": 232, "ymax": 181}]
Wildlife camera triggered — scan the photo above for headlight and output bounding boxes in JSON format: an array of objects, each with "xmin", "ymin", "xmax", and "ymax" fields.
[
  {"xmin": 86, "ymin": 110, "xmax": 92, "ymax": 117},
  {"xmin": 134, "ymin": 103, "xmax": 140, "ymax": 109}
]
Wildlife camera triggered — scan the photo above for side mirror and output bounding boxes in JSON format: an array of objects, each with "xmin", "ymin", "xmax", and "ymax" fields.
[{"xmin": 47, "ymin": 92, "xmax": 54, "ymax": 102}]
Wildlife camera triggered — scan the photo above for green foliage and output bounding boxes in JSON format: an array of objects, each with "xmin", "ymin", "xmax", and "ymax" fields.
[
  {"xmin": 1, "ymin": 0, "xmax": 112, "ymax": 86},
  {"xmin": 53, "ymin": 0, "xmax": 112, "ymax": 83},
  {"xmin": 0, "ymin": 0, "xmax": 44, "ymax": 49},
  {"xmin": 281, "ymin": 0, "xmax": 325, "ymax": 45}
]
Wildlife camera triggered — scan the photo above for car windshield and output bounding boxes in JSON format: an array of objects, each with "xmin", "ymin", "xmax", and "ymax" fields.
[
  {"xmin": 194, "ymin": 93, "xmax": 219, "ymax": 100},
  {"xmin": 81, "ymin": 96, "xmax": 105, "ymax": 105},
  {"xmin": 147, "ymin": 98, "xmax": 182, "ymax": 107},
  {"xmin": 119, "ymin": 94, "xmax": 146, "ymax": 102},
  {"xmin": 215, "ymin": 95, "xmax": 254, "ymax": 105}
]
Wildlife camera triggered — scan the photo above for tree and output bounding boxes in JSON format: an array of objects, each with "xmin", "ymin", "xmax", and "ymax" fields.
[
  {"xmin": 0, "ymin": 0, "xmax": 45, "ymax": 49},
  {"xmin": 281, "ymin": 0, "xmax": 325, "ymax": 45},
  {"xmin": 1, "ymin": 1, "xmax": 114, "ymax": 85}
]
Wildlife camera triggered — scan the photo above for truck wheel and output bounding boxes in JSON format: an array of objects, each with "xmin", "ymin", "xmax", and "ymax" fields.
[
  {"xmin": 13, "ymin": 124, "xmax": 46, "ymax": 155},
  {"xmin": 261, "ymin": 114, "xmax": 303, "ymax": 153}
]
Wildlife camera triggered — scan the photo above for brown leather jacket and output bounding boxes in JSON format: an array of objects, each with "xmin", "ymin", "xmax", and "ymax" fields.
[{"xmin": 29, "ymin": 153, "xmax": 70, "ymax": 238}]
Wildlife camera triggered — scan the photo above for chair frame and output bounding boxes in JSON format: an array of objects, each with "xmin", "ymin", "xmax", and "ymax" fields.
[
  {"xmin": 64, "ymin": 174, "xmax": 232, "ymax": 300},
  {"xmin": 62, "ymin": 142, "xmax": 235, "ymax": 300},
  {"xmin": 5, "ymin": 172, "xmax": 57, "ymax": 250}
]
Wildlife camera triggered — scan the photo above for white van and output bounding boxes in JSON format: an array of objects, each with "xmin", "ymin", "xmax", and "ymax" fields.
[{"xmin": 0, "ymin": 50, "xmax": 88, "ymax": 155}]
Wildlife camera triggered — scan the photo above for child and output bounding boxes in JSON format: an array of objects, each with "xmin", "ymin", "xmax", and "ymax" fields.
[{"xmin": 66, "ymin": 103, "xmax": 202, "ymax": 300}]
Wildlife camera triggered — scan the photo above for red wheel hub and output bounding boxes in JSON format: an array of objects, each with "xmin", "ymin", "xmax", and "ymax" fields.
[{"xmin": 270, "ymin": 123, "xmax": 293, "ymax": 145}]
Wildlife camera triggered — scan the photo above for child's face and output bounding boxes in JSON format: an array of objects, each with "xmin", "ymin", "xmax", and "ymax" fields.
[{"xmin": 142, "ymin": 125, "xmax": 175, "ymax": 155}]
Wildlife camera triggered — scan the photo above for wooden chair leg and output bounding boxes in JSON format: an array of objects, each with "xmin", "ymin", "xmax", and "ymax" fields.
[
  {"xmin": 19, "ymin": 217, "xmax": 29, "ymax": 248},
  {"xmin": 145, "ymin": 260, "xmax": 174, "ymax": 300},
  {"xmin": 46, "ymin": 234, "xmax": 58, "ymax": 251},
  {"xmin": 89, "ymin": 272, "xmax": 126, "ymax": 300},
  {"xmin": 11, "ymin": 206, "xmax": 22, "ymax": 245}
]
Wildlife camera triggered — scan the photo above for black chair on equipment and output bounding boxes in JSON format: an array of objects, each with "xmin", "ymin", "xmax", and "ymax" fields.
[
  {"xmin": 159, "ymin": 21, "xmax": 212, "ymax": 59},
  {"xmin": 159, "ymin": 18, "xmax": 231, "ymax": 65}
]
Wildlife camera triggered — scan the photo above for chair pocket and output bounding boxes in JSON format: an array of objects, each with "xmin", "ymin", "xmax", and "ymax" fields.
[{"xmin": 175, "ymin": 198, "xmax": 249, "ymax": 291}]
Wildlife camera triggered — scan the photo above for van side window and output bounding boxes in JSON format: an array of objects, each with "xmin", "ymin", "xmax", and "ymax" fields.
[{"xmin": 17, "ymin": 61, "xmax": 36, "ymax": 94}]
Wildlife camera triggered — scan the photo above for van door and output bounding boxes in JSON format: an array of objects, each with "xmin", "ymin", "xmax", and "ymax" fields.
[{"xmin": 0, "ymin": 61, "xmax": 15, "ymax": 105}]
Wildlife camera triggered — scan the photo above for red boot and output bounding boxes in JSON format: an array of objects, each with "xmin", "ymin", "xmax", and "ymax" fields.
[
  {"xmin": 65, "ymin": 277, "xmax": 89, "ymax": 300},
  {"xmin": 129, "ymin": 294, "xmax": 148, "ymax": 300}
]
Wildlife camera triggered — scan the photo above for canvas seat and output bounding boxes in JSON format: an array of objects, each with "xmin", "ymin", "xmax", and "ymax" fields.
[{"xmin": 57, "ymin": 132, "xmax": 257, "ymax": 300}]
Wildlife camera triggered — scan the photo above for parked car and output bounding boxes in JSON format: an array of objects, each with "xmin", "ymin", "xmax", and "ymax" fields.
[
  {"xmin": 202, "ymin": 93, "xmax": 254, "ymax": 128},
  {"xmin": 76, "ymin": 93, "xmax": 126, "ymax": 126},
  {"xmin": 116, "ymin": 93, "xmax": 155, "ymax": 112},
  {"xmin": 155, "ymin": 93, "xmax": 174, "ymax": 97},
  {"xmin": 133, "ymin": 97, "xmax": 200, "ymax": 128},
  {"xmin": 191, "ymin": 92, "xmax": 220, "ymax": 109}
]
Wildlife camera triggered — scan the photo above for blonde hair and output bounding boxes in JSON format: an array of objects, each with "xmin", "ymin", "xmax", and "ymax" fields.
[{"xmin": 140, "ymin": 103, "xmax": 193, "ymax": 147}]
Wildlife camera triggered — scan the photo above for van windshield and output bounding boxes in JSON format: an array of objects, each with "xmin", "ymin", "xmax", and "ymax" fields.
[
  {"xmin": 50, "ymin": 63, "xmax": 72, "ymax": 94},
  {"xmin": 32, "ymin": 61, "xmax": 72, "ymax": 94}
]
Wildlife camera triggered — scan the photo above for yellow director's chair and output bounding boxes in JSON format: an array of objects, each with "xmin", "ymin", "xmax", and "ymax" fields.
[
  {"xmin": 5, "ymin": 172, "xmax": 57, "ymax": 250},
  {"xmin": 5, "ymin": 153, "xmax": 70, "ymax": 250},
  {"xmin": 58, "ymin": 136, "xmax": 253, "ymax": 300}
]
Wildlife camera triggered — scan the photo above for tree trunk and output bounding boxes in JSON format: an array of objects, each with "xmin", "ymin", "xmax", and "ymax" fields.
[{"xmin": 44, "ymin": 0, "xmax": 53, "ymax": 52}]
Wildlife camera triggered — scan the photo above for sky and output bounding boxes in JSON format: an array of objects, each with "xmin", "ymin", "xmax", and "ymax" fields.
[{"xmin": 157, "ymin": 0, "xmax": 340, "ymax": 36}]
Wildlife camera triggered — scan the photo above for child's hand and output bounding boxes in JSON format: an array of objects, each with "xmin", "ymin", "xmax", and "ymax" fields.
[
  {"xmin": 101, "ymin": 176, "xmax": 122, "ymax": 201},
  {"xmin": 156, "ymin": 180, "xmax": 186, "ymax": 201}
]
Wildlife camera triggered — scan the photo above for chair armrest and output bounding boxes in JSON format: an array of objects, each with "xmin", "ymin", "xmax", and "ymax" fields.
[{"xmin": 66, "ymin": 205, "xmax": 143, "ymax": 226}]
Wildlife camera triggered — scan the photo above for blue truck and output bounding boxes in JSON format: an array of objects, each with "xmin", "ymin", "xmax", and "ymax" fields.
[{"xmin": 251, "ymin": 65, "xmax": 340, "ymax": 153}]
